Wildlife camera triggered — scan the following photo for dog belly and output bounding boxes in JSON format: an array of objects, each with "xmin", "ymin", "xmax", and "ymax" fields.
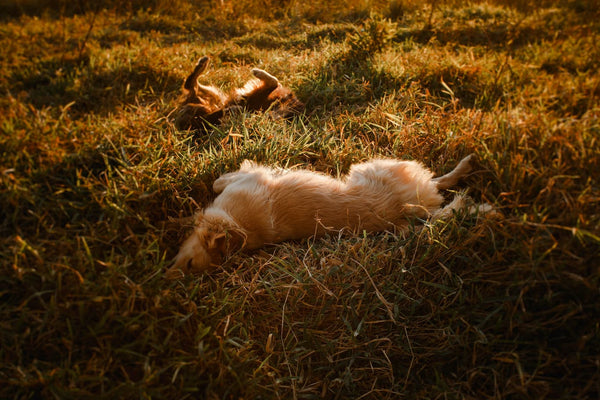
[
  {"xmin": 216, "ymin": 162, "xmax": 444, "ymax": 247},
  {"xmin": 268, "ymin": 190, "xmax": 406, "ymax": 241}
]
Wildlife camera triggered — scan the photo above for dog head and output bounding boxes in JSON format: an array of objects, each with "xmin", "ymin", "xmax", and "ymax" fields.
[{"xmin": 165, "ymin": 215, "xmax": 245, "ymax": 279}]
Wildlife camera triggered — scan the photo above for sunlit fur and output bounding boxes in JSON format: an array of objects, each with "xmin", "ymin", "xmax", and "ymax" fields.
[
  {"xmin": 165, "ymin": 155, "xmax": 487, "ymax": 279},
  {"xmin": 173, "ymin": 56, "xmax": 303, "ymax": 132}
]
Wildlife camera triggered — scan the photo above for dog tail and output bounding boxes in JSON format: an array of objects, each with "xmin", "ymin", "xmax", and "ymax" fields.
[
  {"xmin": 183, "ymin": 56, "xmax": 210, "ymax": 93},
  {"xmin": 433, "ymin": 154, "xmax": 473, "ymax": 190}
]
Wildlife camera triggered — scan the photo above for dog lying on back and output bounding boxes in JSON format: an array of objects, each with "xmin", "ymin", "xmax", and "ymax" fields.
[
  {"xmin": 173, "ymin": 56, "xmax": 304, "ymax": 131},
  {"xmin": 166, "ymin": 155, "xmax": 491, "ymax": 279}
]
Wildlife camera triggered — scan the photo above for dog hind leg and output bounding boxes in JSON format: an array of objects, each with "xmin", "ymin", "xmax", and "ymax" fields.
[
  {"xmin": 184, "ymin": 56, "xmax": 210, "ymax": 92},
  {"xmin": 433, "ymin": 155, "xmax": 473, "ymax": 190},
  {"xmin": 251, "ymin": 68, "xmax": 280, "ymax": 90}
]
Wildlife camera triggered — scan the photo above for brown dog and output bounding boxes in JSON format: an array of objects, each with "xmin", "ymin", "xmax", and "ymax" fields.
[
  {"xmin": 173, "ymin": 56, "xmax": 304, "ymax": 131},
  {"xmin": 165, "ymin": 155, "xmax": 488, "ymax": 279}
]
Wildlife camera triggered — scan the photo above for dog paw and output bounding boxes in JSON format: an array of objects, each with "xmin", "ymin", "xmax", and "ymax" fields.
[
  {"xmin": 195, "ymin": 56, "xmax": 210, "ymax": 69},
  {"xmin": 251, "ymin": 68, "xmax": 279, "ymax": 86},
  {"xmin": 460, "ymin": 153, "xmax": 474, "ymax": 167},
  {"xmin": 164, "ymin": 265, "xmax": 187, "ymax": 280}
]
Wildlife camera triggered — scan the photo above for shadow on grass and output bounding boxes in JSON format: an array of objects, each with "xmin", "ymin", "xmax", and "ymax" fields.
[
  {"xmin": 0, "ymin": 0, "xmax": 170, "ymax": 20},
  {"xmin": 10, "ymin": 56, "xmax": 181, "ymax": 117},
  {"xmin": 292, "ymin": 15, "xmax": 525, "ymax": 114},
  {"xmin": 394, "ymin": 23, "xmax": 548, "ymax": 50},
  {"xmin": 300, "ymin": 39, "xmax": 504, "ymax": 113},
  {"xmin": 0, "ymin": 140, "xmax": 196, "ymax": 277},
  {"xmin": 233, "ymin": 23, "xmax": 356, "ymax": 50}
]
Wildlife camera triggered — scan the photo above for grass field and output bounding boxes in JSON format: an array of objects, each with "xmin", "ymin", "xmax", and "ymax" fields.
[{"xmin": 1, "ymin": 0, "xmax": 599, "ymax": 398}]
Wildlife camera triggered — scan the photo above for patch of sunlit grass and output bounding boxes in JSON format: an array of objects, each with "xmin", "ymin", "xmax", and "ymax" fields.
[{"xmin": 1, "ymin": 0, "xmax": 599, "ymax": 398}]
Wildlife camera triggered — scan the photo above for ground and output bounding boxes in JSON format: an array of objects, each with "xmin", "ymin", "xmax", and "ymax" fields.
[{"xmin": 1, "ymin": 0, "xmax": 599, "ymax": 398}]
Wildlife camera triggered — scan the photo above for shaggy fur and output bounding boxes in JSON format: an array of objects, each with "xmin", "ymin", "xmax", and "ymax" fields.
[
  {"xmin": 166, "ymin": 155, "xmax": 488, "ymax": 279},
  {"xmin": 173, "ymin": 56, "xmax": 304, "ymax": 131}
]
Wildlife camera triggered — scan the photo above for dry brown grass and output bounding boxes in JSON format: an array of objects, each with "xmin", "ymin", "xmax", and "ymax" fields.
[{"xmin": 1, "ymin": 0, "xmax": 599, "ymax": 398}]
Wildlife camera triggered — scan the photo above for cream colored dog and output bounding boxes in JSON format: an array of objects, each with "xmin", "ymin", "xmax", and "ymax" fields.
[{"xmin": 166, "ymin": 155, "xmax": 480, "ymax": 278}]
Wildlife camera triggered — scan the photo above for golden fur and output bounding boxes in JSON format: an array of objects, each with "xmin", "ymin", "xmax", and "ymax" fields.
[
  {"xmin": 166, "ymin": 155, "xmax": 486, "ymax": 279},
  {"xmin": 173, "ymin": 56, "xmax": 303, "ymax": 132}
]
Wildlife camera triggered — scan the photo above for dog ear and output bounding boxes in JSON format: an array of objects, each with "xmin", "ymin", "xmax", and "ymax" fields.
[
  {"xmin": 207, "ymin": 231, "xmax": 226, "ymax": 250},
  {"xmin": 193, "ymin": 210, "xmax": 205, "ymax": 225},
  {"xmin": 204, "ymin": 231, "xmax": 227, "ymax": 265},
  {"xmin": 205, "ymin": 228, "xmax": 246, "ymax": 264},
  {"xmin": 224, "ymin": 228, "xmax": 246, "ymax": 254}
]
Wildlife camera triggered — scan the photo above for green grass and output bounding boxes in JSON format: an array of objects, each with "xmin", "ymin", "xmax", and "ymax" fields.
[{"xmin": 1, "ymin": 0, "xmax": 599, "ymax": 398}]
